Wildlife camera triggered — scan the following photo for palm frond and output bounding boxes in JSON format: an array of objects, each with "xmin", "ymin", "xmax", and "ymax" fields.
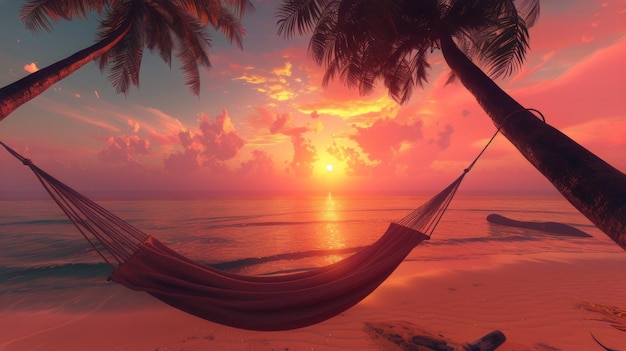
[
  {"xmin": 96, "ymin": 0, "xmax": 133, "ymax": 72},
  {"xmin": 446, "ymin": 0, "xmax": 536, "ymax": 79},
  {"xmin": 152, "ymin": 1, "xmax": 212, "ymax": 95},
  {"xmin": 108, "ymin": 18, "xmax": 145, "ymax": 93},
  {"xmin": 385, "ymin": 60, "xmax": 413, "ymax": 104},
  {"xmin": 176, "ymin": 0, "xmax": 252, "ymax": 24},
  {"xmin": 276, "ymin": 0, "xmax": 331, "ymax": 38},
  {"xmin": 308, "ymin": 1, "xmax": 340, "ymax": 65},
  {"xmin": 478, "ymin": 14, "xmax": 530, "ymax": 78},
  {"xmin": 143, "ymin": 5, "xmax": 174, "ymax": 68},
  {"xmin": 444, "ymin": 71, "xmax": 458, "ymax": 85},
  {"xmin": 215, "ymin": 7, "xmax": 246, "ymax": 49},
  {"xmin": 152, "ymin": 0, "xmax": 212, "ymax": 64},
  {"xmin": 96, "ymin": 1, "xmax": 144, "ymax": 94},
  {"xmin": 175, "ymin": 43, "xmax": 203, "ymax": 95},
  {"xmin": 179, "ymin": 0, "xmax": 221, "ymax": 26},
  {"xmin": 20, "ymin": 0, "xmax": 109, "ymax": 32},
  {"xmin": 222, "ymin": 0, "xmax": 254, "ymax": 18},
  {"xmin": 294, "ymin": 0, "xmax": 439, "ymax": 103},
  {"xmin": 516, "ymin": 0, "xmax": 540, "ymax": 27}
]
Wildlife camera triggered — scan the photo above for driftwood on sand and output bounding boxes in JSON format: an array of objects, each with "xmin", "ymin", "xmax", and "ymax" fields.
[
  {"xmin": 486, "ymin": 214, "xmax": 592, "ymax": 237},
  {"xmin": 363, "ymin": 320, "xmax": 505, "ymax": 351}
]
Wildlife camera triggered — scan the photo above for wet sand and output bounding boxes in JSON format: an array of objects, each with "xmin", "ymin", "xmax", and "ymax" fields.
[{"xmin": 2, "ymin": 252, "xmax": 625, "ymax": 351}]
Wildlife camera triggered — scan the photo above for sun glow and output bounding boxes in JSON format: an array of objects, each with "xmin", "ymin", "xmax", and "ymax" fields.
[{"xmin": 311, "ymin": 158, "xmax": 347, "ymax": 191}]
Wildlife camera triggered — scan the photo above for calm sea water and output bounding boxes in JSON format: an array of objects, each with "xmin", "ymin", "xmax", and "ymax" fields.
[{"xmin": 0, "ymin": 193, "xmax": 619, "ymax": 312}]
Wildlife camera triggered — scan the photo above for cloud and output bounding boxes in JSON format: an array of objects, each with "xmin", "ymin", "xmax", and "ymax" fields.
[
  {"xmin": 163, "ymin": 147, "xmax": 202, "ymax": 174},
  {"xmin": 289, "ymin": 134, "xmax": 317, "ymax": 177},
  {"xmin": 298, "ymin": 94, "xmax": 399, "ymax": 122},
  {"xmin": 270, "ymin": 111, "xmax": 321, "ymax": 136},
  {"xmin": 23, "ymin": 62, "xmax": 39, "ymax": 73},
  {"xmin": 198, "ymin": 110, "xmax": 246, "ymax": 161},
  {"xmin": 510, "ymin": 51, "xmax": 556, "ymax": 83},
  {"xmin": 233, "ymin": 72, "xmax": 270, "ymax": 84},
  {"xmin": 351, "ymin": 118, "xmax": 423, "ymax": 162},
  {"xmin": 511, "ymin": 36, "xmax": 626, "ymax": 129},
  {"xmin": 98, "ymin": 135, "xmax": 151, "ymax": 163},
  {"xmin": 33, "ymin": 97, "xmax": 121, "ymax": 132},
  {"xmin": 272, "ymin": 61, "xmax": 292, "ymax": 77},
  {"xmin": 163, "ymin": 109, "xmax": 246, "ymax": 173},
  {"xmin": 128, "ymin": 119, "xmax": 141, "ymax": 133},
  {"xmin": 328, "ymin": 143, "xmax": 376, "ymax": 177},
  {"xmin": 231, "ymin": 58, "xmax": 311, "ymax": 102},
  {"xmin": 429, "ymin": 123, "xmax": 454, "ymax": 150},
  {"xmin": 238, "ymin": 149, "xmax": 274, "ymax": 176}
]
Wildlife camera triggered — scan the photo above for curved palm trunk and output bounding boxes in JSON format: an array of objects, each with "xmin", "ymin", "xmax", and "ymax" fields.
[
  {"xmin": 0, "ymin": 23, "xmax": 131, "ymax": 122},
  {"xmin": 439, "ymin": 34, "xmax": 626, "ymax": 251}
]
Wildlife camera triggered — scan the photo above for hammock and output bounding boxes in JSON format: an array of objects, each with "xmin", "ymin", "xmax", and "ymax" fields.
[{"xmin": 0, "ymin": 140, "xmax": 479, "ymax": 331}]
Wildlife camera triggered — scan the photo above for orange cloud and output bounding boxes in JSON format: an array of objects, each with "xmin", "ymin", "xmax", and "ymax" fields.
[
  {"xmin": 289, "ymin": 134, "xmax": 317, "ymax": 177},
  {"xmin": 231, "ymin": 57, "xmax": 312, "ymax": 103},
  {"xmin": 128, "ymin": 119, "xmax": 141, "ymax": 133},
  {"xmin": 163, "ymin": 110, "xmax": 246, "ymax": 174},
  {"xmin": 270, "ymin": 111, "xmax": 322, "ymax": 138},
  {"xmin": 98, "ymin": 135, "xmax": 151, "ymax": 163},
  {"xmin": 298, "ymin": 94, "xmax": 399, "ymax": 122},
  {"xmin": 233, "ymin": 73, "xmax": 270, "ymax": 84},
  {"xmin": 32, "ymin": 97, "xmax": 121, "ymax": 132},
  {"xmin": 272, "ymin": 61, "xmax": 293, "ymax": 77},
  {"xmin": 238, "ymin": 149, "xmax": 274, "ymax": 176},
  {"xmin": 23, "ymin": 62, "xmax": 39, "ymax": 73},
  {"xmin": 352, "ymin": 118, "xmax": 423, "ymax": 162}
]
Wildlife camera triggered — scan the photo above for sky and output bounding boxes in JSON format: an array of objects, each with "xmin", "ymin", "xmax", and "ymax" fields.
[{"xmin": 0, "ymin": 0, "xmax": 625, "ymax": 198}]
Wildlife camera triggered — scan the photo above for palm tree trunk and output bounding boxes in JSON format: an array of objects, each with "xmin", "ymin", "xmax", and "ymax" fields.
[
  {"xmin": 439, "ymin": 33, "xmax": 626, "ymax": 251},
  {"xmin": 0, "ymin": 23, "xmax": 131, "ymax": 122}
]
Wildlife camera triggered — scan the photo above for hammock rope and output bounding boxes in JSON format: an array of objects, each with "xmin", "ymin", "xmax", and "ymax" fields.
[{"xmin": 0, "ymin": 109, "xmax": 542, "ymax": 331}]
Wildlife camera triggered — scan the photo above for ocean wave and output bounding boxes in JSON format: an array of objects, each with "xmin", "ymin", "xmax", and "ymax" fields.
[
  {"xmin": 0, "ymin": 262, "xmax": 111, "ymax": 286},
  {"xmin": 0, "ymin": 233, "xmax": 96, "ymax": 267},
  {"xmin": 0, "ymin": 244, "xmax": 364, "ymax": 285},
  {"xmin": 205, "ymin": 219, "xmax": 368, "ymax": 230},
  {"xmin": 211, "ymin": 246, "xmax": 365, "ymax": 271},
  {"xmin": 0, "ymin": 218, "xmax": 73, "ymax": 227}
]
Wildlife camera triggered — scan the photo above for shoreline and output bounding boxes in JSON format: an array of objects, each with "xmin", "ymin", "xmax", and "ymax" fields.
[{"xmin": 2, "ymin": 253, "xmax": 625, "ymax": 351}]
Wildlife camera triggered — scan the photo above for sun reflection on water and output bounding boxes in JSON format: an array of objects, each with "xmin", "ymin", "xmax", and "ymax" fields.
[{"xmin": 320, "ymin": 192, "xmax": 347, "ymax": 264}]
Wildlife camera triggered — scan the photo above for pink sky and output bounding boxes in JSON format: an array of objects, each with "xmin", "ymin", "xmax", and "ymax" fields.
[{"xmin": 0, "ymin": 1, "xmax": 625, "ymax": 197}]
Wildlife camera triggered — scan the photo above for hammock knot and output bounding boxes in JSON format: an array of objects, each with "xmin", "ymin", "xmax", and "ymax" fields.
[{"xmin": 22, "ymin": 158, "xmax": 32, "ymax": 166}]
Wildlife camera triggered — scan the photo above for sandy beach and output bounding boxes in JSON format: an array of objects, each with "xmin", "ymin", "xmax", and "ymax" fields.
[{"xmin": 2, "ymin": 251, "xmax": 625, "ymax": 351}]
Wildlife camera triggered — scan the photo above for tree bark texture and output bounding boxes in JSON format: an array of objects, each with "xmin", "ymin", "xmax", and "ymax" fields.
[
  {"xmin": 439, "ymin": 33, "xmax": 626, "ymax": 251},
  {"xmin": 0, "ymin": 23, "xmax": 130, "ymax": 122}
]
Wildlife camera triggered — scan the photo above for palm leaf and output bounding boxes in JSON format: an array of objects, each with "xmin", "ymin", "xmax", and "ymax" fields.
[
  {"xmin": 276, "ymin": 0, "xmax": 331, "ymax": 38},
  {"xmin": 176, "ymin": 43, "xmax": 203, "ymax": 96},
  {"xmin": 445, "ymin": 0, "xmax": 535, "ymax": 79},
  {"xmin": 20, "ymin": 0, "xmax": 110, "ymax": 32},
  {"xmin": 516, "ymin": 0, "xmax": 540, "ymax": 27},
  {"xmin": 178, "ymin": 0, "xmax": 252, "ymax": 24},
  {"xmin": 143, "ymin": 4, "xmax": 174, "ymax": 68},
  {"xmin": 215, "ymin": 7, "xmax": 245, "ymax": 49},
  {"xmin": 478, "ymin": 14, "xmax": 530, "ymax": 78},
  {"xmin": 96, "ymin": 1, "xmax": 144, "ymax": 94}
]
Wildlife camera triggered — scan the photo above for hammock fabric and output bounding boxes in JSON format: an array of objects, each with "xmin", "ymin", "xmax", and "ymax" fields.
[{"xmin": 1, "ymin": 141, "xmax": 467, "ymax": 331}]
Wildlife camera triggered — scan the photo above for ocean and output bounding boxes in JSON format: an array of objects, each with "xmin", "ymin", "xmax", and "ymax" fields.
[{"xmin": 0, "ymin": 192, "xmax": 620, "ymax": 314}]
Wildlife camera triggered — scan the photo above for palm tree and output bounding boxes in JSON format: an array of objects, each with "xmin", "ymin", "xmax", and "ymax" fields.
[
  {"xmin": 277, "ymin": 0, "xmax": 626, "ymax": 250},
  {"xmin": 0, "ymin": 0, "xmax": 253, "ymax": 121}
]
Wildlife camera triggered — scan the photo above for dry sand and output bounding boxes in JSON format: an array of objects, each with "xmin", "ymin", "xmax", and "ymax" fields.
[{"xmin": 2, "ymin": 252, "xmax": 625, "ymax": 351}]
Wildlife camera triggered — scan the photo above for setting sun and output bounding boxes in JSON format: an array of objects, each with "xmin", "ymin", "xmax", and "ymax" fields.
[{"xmin": 326, "ymin": 164, "xmax": 334, "ymax": 172}]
